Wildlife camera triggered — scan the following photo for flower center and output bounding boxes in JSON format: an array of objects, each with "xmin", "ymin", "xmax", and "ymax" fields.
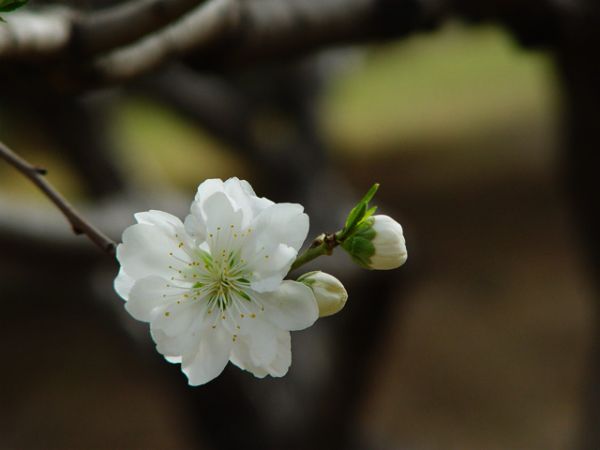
[{"xmin": 193, "ymin": 249, "xmax": 251, "ymax": 311}]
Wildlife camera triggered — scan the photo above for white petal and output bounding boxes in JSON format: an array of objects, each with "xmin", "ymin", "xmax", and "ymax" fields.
[
  {"xmin": 202, "ymin": 191, "xmax": 243, "ymax": 234},
  {"xmin": 151, "ymin": 299, "xmax": 203, "ymax": 337},
  {"xmin": 260, "ymin": 280, "xmax": 318, "ymax": 331},
  {"xmin": 134, "ymin": 210, "xmax": 185, "ymax": 232},
  {"xmin": 247, "ymin": 323, "xmax": 278, "ymax": 367},
  {"xmin": 116, "ymin": 221, "xmax": 188, "ymax": 281},
  {"xmin": 266, "ymin": 330, "xmax": 291, "ymax": 377},
  {"xmin": 185, "ymin": 179, "xmax": 227, "ymax": 238},
  {"xmin": 165, "ymin": 356, "xmax": 182, "ymax": 364},
  {"xmin": 181, "ymin": 328, "xmax": 232, "ymax": 386},
  {"xmin": 230, "ymin": 339, "xmax": 269, "ymax": 378},
  {"xmin": 114, "ymin": 268, "xmax": 135, "ymax": 300},
  {"xmin": 370, "ymin": 215, "xmax": 407, "ymax": 270},
  {"xmin": 125, "ymin": 276, "xmax": 173, "ymax": 322},
  {"xmin": 224, "ymin": 177, "xmax": 273, "ymax": 226},
  {"xmin": 247, "ymin": 203, "xmax": 309, "ymax": 253},
  {"xmin": 194, "ymin": 178, "xmax": 225, "ymax": 203},
  {"xmin": 183, "ymin": 213, "xmax": 206, "ymax": 240},
  {"xmin": 151, "ymin": 325, "xmax": 203, "ymax": 358},
  {"xmin": 249, "ymin": 243, "xmax": 297, "ymax": 293},
  {"xmin": 230, "ymin": 329, "xmax": 291, "ymax": 378}
]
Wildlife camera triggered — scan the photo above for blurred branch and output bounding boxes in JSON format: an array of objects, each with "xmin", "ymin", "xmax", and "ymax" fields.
[
  {"xmin": 91, "ymin": 0, "xmax": 440, "ymax": 82},
  {"xmin": 75, "ymin": 0, "xmax": 208, "ymax": 55},
  {"xmin": 92, "ymin": 0, "xmax": 235, "ymax": 81},
  {"xmin": 0, "ymin": 140, "xmax": 116, "ymax": 254},
  {"xmin": 0, "ymin": 7, "xmax": 73, "ymax": 58},
  {"xmin": 1, "ymin": 0, "xmax": 441, "ymax": 86},
  {"xmin": 0, "ymin": 0, "xmax": 207, "ymax": 59},
  {"xmin": 1, "ymin": 0, "xmax": 573, "ymax": 87}
]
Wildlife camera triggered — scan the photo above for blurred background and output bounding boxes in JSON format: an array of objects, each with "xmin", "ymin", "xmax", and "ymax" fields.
[{"xmin": 0, "ymin": 17, "xmax": 596, "ymax": 450}]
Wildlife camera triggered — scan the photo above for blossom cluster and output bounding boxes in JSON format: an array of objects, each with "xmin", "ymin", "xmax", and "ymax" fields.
[{"xmin": 114, "ymin": 178, "xmax": 406, "ymax": 385}]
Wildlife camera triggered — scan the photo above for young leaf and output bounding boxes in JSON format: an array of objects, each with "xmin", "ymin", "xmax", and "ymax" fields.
[
  {"xmin": 0, "ymin": 0, "xmax": 28, "ymax": 13},
  {"xmin": 341, "ymin": 183, "xmax": 380, "ymax": 239}
]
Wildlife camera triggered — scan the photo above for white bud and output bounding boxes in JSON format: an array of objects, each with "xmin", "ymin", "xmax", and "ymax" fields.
[
  {"xmin": 369, "ymin": 215, "xmax": 407, "ymax": 270},
  {"xmin": 299, "ymin": 271, "xmax": 348, "ymax": 318}
]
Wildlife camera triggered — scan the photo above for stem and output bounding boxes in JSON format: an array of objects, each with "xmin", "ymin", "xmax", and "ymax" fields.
[
  {"xmin": 0, "ymin": 140, "xmax": 117, "ymax": 255},
  {"xmin": 291, "ymin": 232, "xmax": 339, "ymax": 271}
]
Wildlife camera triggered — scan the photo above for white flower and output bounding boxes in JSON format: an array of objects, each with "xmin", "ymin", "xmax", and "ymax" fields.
[
  {"xmin": 298, "ymin": 271, "xmax": 348, "ymax": 317},
  {"xmin": 114, "ymin": 178, "xmax": 319, "ymax": 386},
  {"xmin": 369, "ymin": 215, "xmax": 407, "ymax": 270}
]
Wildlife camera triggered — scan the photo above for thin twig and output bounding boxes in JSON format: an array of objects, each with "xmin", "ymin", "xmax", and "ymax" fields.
[{"xmin": 0, "ymin": 140, "xmax": 116, "ymax": 255}]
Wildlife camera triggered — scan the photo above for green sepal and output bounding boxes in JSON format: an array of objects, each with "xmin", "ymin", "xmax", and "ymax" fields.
[
  {"xmin": 297, "ymin": 271, "xmax": 319, "ymax": 285},
  {"xmin": 342, "ymin": 235, "xmax": 375, "ymax": 269},
  {"xmin": 340, "ymin": 218, "xmax": 377, "ymax": 268}
]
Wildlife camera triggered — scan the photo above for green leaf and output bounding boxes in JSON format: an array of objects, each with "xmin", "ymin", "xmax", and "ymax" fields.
[
  {"xmin": 343, "ymin": 202, "xmax": 367, "ymax": 234},
  {"xmin": 361, "ymin": 205, "xmax": 378, "ymax": 223},
  {"xmin": 359, "ymin": 183, "xmax": 380, "ymax": 206},
  {"xmin": 0, "ymin": 0, "xmax": 28, "ymax": 12},
  {"xmin": 340, "ymin": 183, "xmax": 380, "ymax": 239}
]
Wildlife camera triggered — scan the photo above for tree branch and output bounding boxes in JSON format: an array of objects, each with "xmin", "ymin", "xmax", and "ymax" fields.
[
  {"xmin": 91, "ymin": 0, "xmax": 237, "ymax": 82},
  {"xmin": 0, "ymin": 0, "xmax": 571, "ymax": 75},
  {"xmin": 0, "ymin": 0, "xmax": 207, "ymax": 59},
  {"xmin": 0, "ymin": 140, "xmax": 117, "ymax": 255},
  {"xmin": 74, "ymin": 0, "xmax": 208, "ymax": 55}
]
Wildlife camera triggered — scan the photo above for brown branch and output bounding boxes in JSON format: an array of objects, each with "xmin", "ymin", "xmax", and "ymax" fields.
[
  {"xmin": 89, "ymin": 0, "xmax": 437, "ymax": 83},
  {"xmin": 0, "ymin": 0, "xmax": 207, "ymax": 59},
  {"xmin": 0, "ymin": 0, "xmax": 572, "ymax": 72},
  {"xmin": 91, "ymin": 0, "xmax": 237, "ymax": 82},
  {"xmin": 74, "ymin": 0, "xmax": 208, "ymax": 55},
  {"xmin": 0, "ymin": 140, "xmax": 116, "ymax": 255}
]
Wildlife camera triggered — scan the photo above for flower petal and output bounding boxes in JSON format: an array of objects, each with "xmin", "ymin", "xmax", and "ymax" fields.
[
  {"xmin": 194, "ymin": 178, "xmax": 225, "ymax": 203},
  {"xmin": 116, "ymin": 217, "xmax": 188, "ymax": 281},
  {"xmin": 249, "ymin": 243, "xmax": 297, "ymax": 293},
  {"xmin": 114, "ymin": 268, "xmax": 135, "ymax": 300},
  {"xmin": 185, "ymin": 179, "xmax": 226, "ymax": 238},
  {"xmin": 259, "ymin": 280, "xmax": 318, "ymax": 331},
  {"xmin": 224, "ymin": 177, "xmax": 273, "ymax": 227},
  {"xmin": 248, "ymin": 203, "xmax": 309, "ymax": 253},
  {"xmin": 266, "ymin": 330, "xmax": 291, "ymax": 377},
  {"xmin": 181, "ymin": 328, "xmax": 232, "ymax": 386},
  {"xmin": 230, "ymin": 329, "xmax": 291, "ymax": 378},
  {"xmin": 134, "ymin": 210, "xmax": 185, "ymax": 232},
  {"xmin": 230, "ymin": 339, "xmax": 269, "ymax": 378},
  {"xmin": 152, "ymin": 324, "xmax": 203, "ymax": 358},
  {"xmin": 247, "ymin": 322, "xmax": 278, "ymax": 367},
  {"xmin": 202, "ymin": 191, "xmax": 243, "ymax": 234},
  {"xmin": 125, "ymin": 276, "xmax": 173, "ymax": 322},
  {"xmin": 151, "ymin": 299, "xmax": 204, "ymax": 337}
]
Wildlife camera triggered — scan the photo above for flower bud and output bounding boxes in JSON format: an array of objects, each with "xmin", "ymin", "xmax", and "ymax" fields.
[
  {"xmin": 368, "ymin": 215, "xmax": 407, "ymax": 270},
  {"xmin": 298, "ymin": 271, "xmax": 348, "ymax": 317},
  {"xmin": 342, "ymin": 214, "xmax": 407, "ymax": 270}
]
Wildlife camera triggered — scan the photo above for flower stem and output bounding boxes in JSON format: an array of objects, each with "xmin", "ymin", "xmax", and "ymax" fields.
[{"xmin": 291, "ymin": 232, "xmax": 339, "ymax": 271}]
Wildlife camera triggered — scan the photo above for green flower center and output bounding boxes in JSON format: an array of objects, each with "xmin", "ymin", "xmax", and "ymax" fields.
[{"xmin": 193, "ymin": 249, "xmax": 251, "ymax": 311}]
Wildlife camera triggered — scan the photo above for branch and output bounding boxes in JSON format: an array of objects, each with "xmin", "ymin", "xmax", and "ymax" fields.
[
  {"xmin": 90, "ymin": 0, "xmax": 439, "ymax": 83},
  {"xmin": 74, "ymin": 0, "xmax": 208, "ymax": 55},
  {"xmin": 0, "ymin": 140, "xmax": 116, "ymax": 255},
  {"xmin": 0, "ymin": 0, "xmax": 206, "ymax": 59},
  {"xmin": 1, "ymin": 0, "xmax": 570, "ymax": 87},
  {"xmin": 0, "ymin": 7, "xmax": 73, "ymax": 58},
  {"xmin": 91, "ymin": 0, "xmax": 237, "ymax": 82}
]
